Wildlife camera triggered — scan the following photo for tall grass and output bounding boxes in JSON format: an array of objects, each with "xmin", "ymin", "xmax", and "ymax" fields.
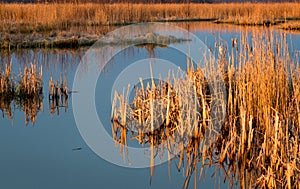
[
  {"xmin": 0, "ymin": 61, "xmax": 71, "ymax": 122},
  {"xmin": 1, "ymin": 3, "xmax": 300, "ymax": 34},
  {"xmin": 111, "ymin": 30, "xmax": 300, "ymax": 188},
  {"xmin": 0, "ymin": 61, "xmax": 43, "ymax": 124}
]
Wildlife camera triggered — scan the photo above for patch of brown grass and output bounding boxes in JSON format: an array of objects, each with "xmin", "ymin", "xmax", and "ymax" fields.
[
  {"xmin": 1, "ymin": 3, "xmax": 300, "ymax": 33},
  {"xmin": 0, "ymin": 61, "xmax": 43, "ymax": 124}
]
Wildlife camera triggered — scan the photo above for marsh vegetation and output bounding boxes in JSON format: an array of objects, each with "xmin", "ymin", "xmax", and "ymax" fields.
[
  {"xmin": 1, "ymin": 3, "xmax": 300, "ymax": 49},
  {"xmin": 111, "ymin": 31, "xmax": 300, "ymax": 188},
  {"xmin": 0, "ymin": 61, "xmax": 43, "ymax": 124},
  {"xmin": 0, "ymin": 53, "xmax": 71, "ymax": 123},
  {"xmin": 1, "ymin": 3, "xmax": 300, "ymax": 30}
]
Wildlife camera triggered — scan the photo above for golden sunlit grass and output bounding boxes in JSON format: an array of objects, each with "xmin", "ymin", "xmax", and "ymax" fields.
[
  {"xmin": 0, "ymin": 3, "xmax": 300, "ymax": 33},
  {"xmin": 0, "ymin": 62, "xmax": 43, "ymax": 124},
  {"xmin": 0, "ymin": 61, "xmax": 43, "ymax": 98},
  {"xmin": 0, "ymin": 61, "xmax": 71, "ymax": 122},
  {"xmin": 111, "ymin": 30, "xmax": 300, "ymax": 188},
  {"xmin": 1, "ymin": 3, "xmax": 300, "ymax": 49}
]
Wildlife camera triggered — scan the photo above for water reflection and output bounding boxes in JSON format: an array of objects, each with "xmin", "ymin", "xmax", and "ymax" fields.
[{"xmin": 135, "ymin": 43, "xmax": 168, "ymax": 58}]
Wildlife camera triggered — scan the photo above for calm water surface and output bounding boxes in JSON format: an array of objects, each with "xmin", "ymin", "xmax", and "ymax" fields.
[{"xmin": 1, "ymin": 22, "xmax": 299, "ymax": 189}]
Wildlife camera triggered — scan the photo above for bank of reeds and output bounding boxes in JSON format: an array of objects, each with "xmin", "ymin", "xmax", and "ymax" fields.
[
  {"xmin": 111, "ymin": 31, "xmax": 300, "ymax": 188},
  {"xmin": 0, "ymin": 62, "xmax": 43, "ymax": 124},
  {"xmin": 1, "ymin": 3, "xmax": 300, "ymax": 34}
]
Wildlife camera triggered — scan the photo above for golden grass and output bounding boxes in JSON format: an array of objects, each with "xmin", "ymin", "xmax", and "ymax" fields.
[
  {"xmin": 0, "ymin": 61, "xmax": 43, "ymax": 98},
  {"xmin": 111, "ymin": 30, "xmax": 300, "ymax": 188},
  {"xmin": 0, "ymin": 61, "xmax": 43, "ymax": 124},
  {"xmin": 0, "ymin": 61, "xmax": 70, "ymax": 121},
  {"xmin": 1, "ymin": 3, "xmax": 300, "ymax": 34}
]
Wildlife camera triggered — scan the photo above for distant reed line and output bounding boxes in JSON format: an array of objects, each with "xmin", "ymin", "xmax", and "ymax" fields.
[{"xmin": 1, "ymin": 3, "xmax": 300, "ymax": 33}]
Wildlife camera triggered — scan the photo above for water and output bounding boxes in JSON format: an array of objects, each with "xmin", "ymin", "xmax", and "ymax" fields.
[{"xmin": 0, "ymin": 22, "xmax": 299, "ymax": 189}]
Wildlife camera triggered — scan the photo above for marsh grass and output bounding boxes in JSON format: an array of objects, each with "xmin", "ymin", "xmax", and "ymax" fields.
[
  {"xmin": 1, "ymin": 3, "xmax": 300, "ymax": 33},
  {"xmin": 1, "ymin": 3, "xmax": 300, "ymax": 50},
  {"xmin": 0, "ymin": 61, "xmax": 43, "ymax": 99},
  {"xmin": 0, "ymin": 62, "xmax": 70, "ymax": 122},
  {"xmin": 0, "ymin": 61, "xmax": 43, "ymax": 124},
  {"xmin": 111, "ymin": 30, "xmax": 300, "ymax": 188}
]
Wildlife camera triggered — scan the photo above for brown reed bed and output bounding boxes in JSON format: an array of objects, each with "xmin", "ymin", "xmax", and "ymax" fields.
[
  {"xmin": 0, "ymin": 61, "xmax": 43, "ymax": 99},
  {"xmin": 1, "ymin": 3, "xmax": 300, "ymax": 49},
  {"xmin": 1, "ymin": 3, "xmax": 300, "ymax": 32},
  {"xmin": 0, "ymin": 62, "xmax": 71, "ymax": 122},
  {"xmin": 111, "ymin": 31, "xmax": 300, "ymax": 188},
  {"xmin": 0, "ymin": 61, "xmax": 44, "ymax": 124}
]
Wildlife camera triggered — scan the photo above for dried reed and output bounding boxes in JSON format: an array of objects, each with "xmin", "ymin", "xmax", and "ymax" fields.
[
  {"xmin": 111, "ymin": 30, "xmax": 300, "ymax": 188},
  {"xmin": 0, "ymin": 61, "xmax": 43, "ymax": 124},
  {"xmin": 0, "ymin": 3, "xmax": 300, "ymax": 34}
]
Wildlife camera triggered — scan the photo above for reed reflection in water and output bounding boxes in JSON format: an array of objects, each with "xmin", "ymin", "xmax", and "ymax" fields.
[{"xmin": 0, "ymin": 49, "xmax": 82, "ymax": 124}]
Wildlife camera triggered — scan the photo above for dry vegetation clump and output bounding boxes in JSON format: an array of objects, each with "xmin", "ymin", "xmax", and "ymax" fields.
[
  {"xmin": 48, "ymin": 73, "xmax": 69, "ymax": 115},
  {"xmin": 0, "ymin": 62, "xmax": 43, "ymax": 124},
  {"xmin": 111, "ymin": 31, "xmax": 300, "ymax": 188},
  {"xmin": 0, "ymin": 61, "xmax": 43, "ymax": 99}
]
